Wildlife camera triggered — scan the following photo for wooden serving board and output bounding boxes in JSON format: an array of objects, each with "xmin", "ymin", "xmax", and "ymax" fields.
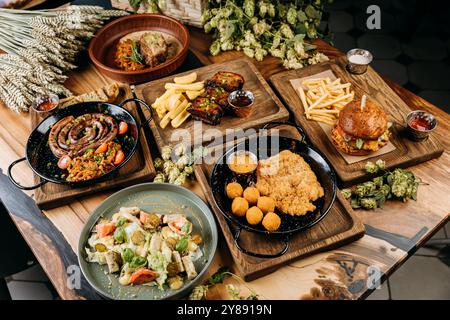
[
  {"xmin": 194, "ymin": 124, "xmax": 365, "ymax": 281},
  {"xmin": 269, "ymin": 56, "xmax": 444, "ymax": 187},
  {"xmin": 31, "ymin": 85, "xmax": 156, "ymax": 210},
  {"xmin": 135, "ymin": 58, "xmax": 289, "ymax": 150}
]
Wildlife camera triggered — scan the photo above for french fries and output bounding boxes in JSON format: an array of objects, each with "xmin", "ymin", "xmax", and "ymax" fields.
[
  {"xmin": 174, "ymin": 72, "xmax": 197, "ymax": 84},
  {"xmin": 167, "ymin": 93, "xmax": 182, "ymax": 111},
  {"xmin": 171, "ymin": 103, "xmax": 192, "ymax": 128},
  {"xmin": 165, "ymin": 81, "xmax": 205, "ymax": 91},
  {"xmin": 152, "ymin": 72, "xmax": 204, "ymax": 129},
  {"xmin": 186, "ymin": 89, "xmax": 205, "ymax": 100},
  {"xmin": 299, "ymin": 77, "xmax": 354, "ymax": 126}
]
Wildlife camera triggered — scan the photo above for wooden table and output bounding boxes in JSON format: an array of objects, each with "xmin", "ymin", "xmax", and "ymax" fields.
[{"xmin": 0, "ymin": 28, "xmax": 449, "ymax": 300}]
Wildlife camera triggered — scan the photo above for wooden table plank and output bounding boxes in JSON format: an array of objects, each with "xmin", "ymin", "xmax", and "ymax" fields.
[{"xmin": 0, "ymin": 28, "xmax": 448, "ymax": 300}]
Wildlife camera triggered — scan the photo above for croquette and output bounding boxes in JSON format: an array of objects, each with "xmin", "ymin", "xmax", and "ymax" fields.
[
  {"xmin": 243, "ymin": 186, "xmax": 260, "ymax": 205},
  {"xmin": 257, "ymin": 196, "xmax": 276, "ymax": 214},
  {"xmin": 246, "ymin": 206, "xmax": 263, "ymax": 225},
  {"xmin": 231, "ymin": 197, "xmax": 249, "ymax": 217},
  {"xmin": 226, "ymin": 182, "xmax": 243, "ymax": 199},
  {"xmin": 262, "ymin": 212, "xmax": 281, "ymax": 231}
]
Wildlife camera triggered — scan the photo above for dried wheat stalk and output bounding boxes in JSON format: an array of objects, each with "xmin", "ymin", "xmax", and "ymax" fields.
[{"xmin": 0, "ymin": 5, "xmax": 128, "ymax": 112}]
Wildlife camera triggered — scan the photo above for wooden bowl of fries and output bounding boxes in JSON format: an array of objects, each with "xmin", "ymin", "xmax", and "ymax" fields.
[
  {"xmin": 297, "ymin": 76, "xmax": 354, "ymax": 126},
  {"xmin": 88, "ymin": 14, "xmax": 190, "ymax": 84}
]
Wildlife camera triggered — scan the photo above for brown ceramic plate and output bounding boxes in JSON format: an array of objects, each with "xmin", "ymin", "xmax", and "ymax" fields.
[{"xmin": 88, "ymin": 14, "xmax": 190, "ymax": 84}]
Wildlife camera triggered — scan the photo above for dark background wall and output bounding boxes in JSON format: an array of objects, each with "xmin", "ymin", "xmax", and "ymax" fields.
[
  {"xmin": 33, "ymin": 0, "xmax": 450, "ymax": 114},
  {"xmin": 325, "ymin": 0, "xmax": 450, "ymax": 114}
]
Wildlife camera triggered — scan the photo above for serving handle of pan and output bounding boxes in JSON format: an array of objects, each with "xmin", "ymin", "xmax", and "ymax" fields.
[
  {"xmin": 262, "ymin": 121, "xmax": 306, "ymax": 143},
  {"xmin": 8, "ymin": 157, "xmax": 48, "ymax": 190},
  {"xmin": 233, "ymin": 228, "xmax": 290, "ymax": 258},
  {"xmin": 118, "ymin": 98, "xmax": 153, "ymax": 128}
]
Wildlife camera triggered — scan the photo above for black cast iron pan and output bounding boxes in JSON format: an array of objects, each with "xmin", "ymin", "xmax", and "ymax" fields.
[
  {"xmin": 210, "ymin": 122, "xmax": 337, "ymax": 258},
  {"xmin": 8, "ymin": 98, "xmax": 152, "ymax": 190}
]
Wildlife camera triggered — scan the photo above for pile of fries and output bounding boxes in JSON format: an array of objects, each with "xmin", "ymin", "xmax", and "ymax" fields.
[
  {"xmin": 152, "ymin": 72, "xmax": 204, "ymax": 129},
  {"xmin": 297, "ymin": 77, "xmax": 354, "ymax": 126}
]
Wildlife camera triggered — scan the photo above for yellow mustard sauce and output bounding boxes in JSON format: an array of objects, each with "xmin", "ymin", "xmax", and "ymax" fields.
[{"xmin": 229, "ymin": 154, "xmax": 257, "ymax": 174}]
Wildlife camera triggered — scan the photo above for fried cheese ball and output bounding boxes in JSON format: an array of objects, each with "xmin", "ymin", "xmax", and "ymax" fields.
[
  {"xmin": 246, "ymin": 206, "xmax": 263, "ymax": 225},
  {"xmin": 231, "ymin": 197, "xmax": 249, "ymax": 217},
  {"xmin": 243, "ymin": 187, "xmax": 260, "ymax": 205},
  {"xmin": 226, "ymin": 182, "xmax": 243, "ymax": 199},
  {"xmin": 262, "ymin": 212, "xmax": 281, "ymax": 231},
  {"xmin": 257, "ymin": 196, "xmax": 276, "ymax": 214}
]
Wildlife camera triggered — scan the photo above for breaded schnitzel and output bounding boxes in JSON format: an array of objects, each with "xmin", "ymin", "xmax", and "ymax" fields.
[{"xmin": 255, "ymin": 150, "xmax": 324, "ymax": 216}]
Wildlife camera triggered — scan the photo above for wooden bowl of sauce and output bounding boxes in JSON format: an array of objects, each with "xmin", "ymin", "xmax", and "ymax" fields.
[
  {"xmin": 31, "ymin": 94, "xmax": 59, "ymax": 118},
  {"xmin": 228, "ymin": 90, "xmax": 255, "ymax": 118},
  {"xmin": 406, "ymin": 110, "xmax": 437, "ymax": 141}
]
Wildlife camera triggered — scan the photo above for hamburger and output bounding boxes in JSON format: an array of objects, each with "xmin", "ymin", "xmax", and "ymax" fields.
[{"xmin": 331, "ymin": 98, "xmax": 391, "ymax": 156}]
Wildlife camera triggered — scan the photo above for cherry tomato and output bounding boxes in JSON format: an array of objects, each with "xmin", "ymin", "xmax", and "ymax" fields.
[
  {"xmin": 96, "ymin": 223, "xmax": 116, "ymax": 238},
  {"xmin": 118, "ymin": 121, "xmax": 128, "ymax": 135},
  {"xmin": 129, "ymin": 268, "xmax": 158, "ymax": 285},
  {"xmin": 57, "ymin": 155, "xmax": 71, "ymax": 170},
  {"xmin": 95, "ymin": 142, "xmax": 108, "ymax": 154},
  {"xmin": 114, "ymin": 150, "xmax": 125, "ymax": 165}
]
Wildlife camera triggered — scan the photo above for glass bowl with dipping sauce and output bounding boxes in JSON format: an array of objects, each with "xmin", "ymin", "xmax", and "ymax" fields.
[
  {"xmin": 405, "ymin": 110, "xmax": 437, "ymax": 141},
  {"xmin": 228, "ymin": 90, "xmax": 255, "ymax": 118},
  {"xmin": 31, "ymin": 93, "xmax": 60, "ymax": 118},
  {"xmin": 346, "ymin": 49, "xmax": 373, "ymax": 75},
  {"xmin": 227, "ymin": 150, "xmax": 258, "ymax": 183}
]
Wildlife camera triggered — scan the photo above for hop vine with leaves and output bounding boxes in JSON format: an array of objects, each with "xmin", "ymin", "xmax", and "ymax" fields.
[
  {"xmin": 127, "ymin": 0, "xmax": 165, "ymax": 13},
  {"xmin": 203, "ymin": 0, "xmax": 331, "ymax": 69},
  {"xmin": 188, "ymin": 267, "xmax": 260, "ymax": 300}
]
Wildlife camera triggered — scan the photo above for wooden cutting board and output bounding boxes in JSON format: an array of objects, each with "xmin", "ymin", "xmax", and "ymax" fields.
[
  {"xmin": 269, "ymin": 56, "xmax": 444, "ymax": 187},
  {"xmin": 30, "ymin": 85, "xmax": 156, "ymax": 210},
  {"xmin": 135, "ymin": 57, "xmax": 289, "ymax": 150},
  {"xmin": 194, "ymin": 124, "xmax": 365, "ymax": 281}
]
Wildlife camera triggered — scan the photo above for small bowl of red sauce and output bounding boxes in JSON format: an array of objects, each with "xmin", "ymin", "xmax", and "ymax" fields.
[
  {"xmin": 406, "ymin": 110, "xmax": 437, "ymax": 141},
  {"xmin": 31, "ymin": 94, "xmax": 60, "ymax": 118},
  {"xmin": 228, "ymin": 90, "xmax": 255, "ymax": 118}
]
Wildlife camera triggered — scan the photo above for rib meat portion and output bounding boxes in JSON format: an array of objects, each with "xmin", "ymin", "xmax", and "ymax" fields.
[
  {"xmin": 187, "ymin": 97, "xmax": 224, "ymax": 125},
  {"xmin": 205, "ymin": 71, "xmax": 244, "ymax": 92},
  {"xmin": 139, "ymin": 32, "xmax": 168, "ymax": 67}
]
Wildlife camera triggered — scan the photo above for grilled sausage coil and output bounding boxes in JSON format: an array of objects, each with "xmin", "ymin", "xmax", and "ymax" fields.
[{"xmin": 48, "ymin": 113, "xmax": 118, "ymax": 158}]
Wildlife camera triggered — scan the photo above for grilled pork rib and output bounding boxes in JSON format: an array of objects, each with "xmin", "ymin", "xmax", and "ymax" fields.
[
  {"xmin": 139, "ymin": 33, "xmax": 168, "ymax": 67},
  {"xmin": 187, "ymin": 71, "xmax": 244, "ymax": 125},
  {"xmin": 205, "ymin": 71, "xmax": 244, "ymax": 92},
  {"xmin": 204, "ymin": 86, "xmax": 229, "ymax": 108},
  {"xmin": 187, "ymin": 97, "xmax": 224, "ymax": 125}
]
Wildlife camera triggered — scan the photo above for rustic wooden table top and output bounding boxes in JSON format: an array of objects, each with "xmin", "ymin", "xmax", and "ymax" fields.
[{"xmin": 0, "ymin": 28, "xmax": 448, "ymax": 300}]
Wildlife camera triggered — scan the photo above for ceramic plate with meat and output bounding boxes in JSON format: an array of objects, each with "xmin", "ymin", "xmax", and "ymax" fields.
[{"xmin": 114, "ymin": 31, "xmax": 182, "ymax": 72}]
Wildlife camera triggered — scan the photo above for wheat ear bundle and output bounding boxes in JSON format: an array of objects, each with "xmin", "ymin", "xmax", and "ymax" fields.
[{"xmin": 0, "ymin": 5, "xmax": 128, "ymax": 112}]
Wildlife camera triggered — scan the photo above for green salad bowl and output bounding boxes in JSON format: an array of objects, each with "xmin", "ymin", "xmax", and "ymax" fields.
[{"xmin": 78, "ymin": 183, "xmax": 218, "ymax": 300}]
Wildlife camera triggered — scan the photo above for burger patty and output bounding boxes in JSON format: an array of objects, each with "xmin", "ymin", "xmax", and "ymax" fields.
[{"xmin": 331, "ymin": 125, "xmax": 390, "ymax": 154}]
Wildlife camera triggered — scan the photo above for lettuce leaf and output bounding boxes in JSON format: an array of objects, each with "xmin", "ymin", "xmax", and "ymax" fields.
[{"xmin": 147, "ymin": 251, "xmax": 169, "ymax": 289}]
